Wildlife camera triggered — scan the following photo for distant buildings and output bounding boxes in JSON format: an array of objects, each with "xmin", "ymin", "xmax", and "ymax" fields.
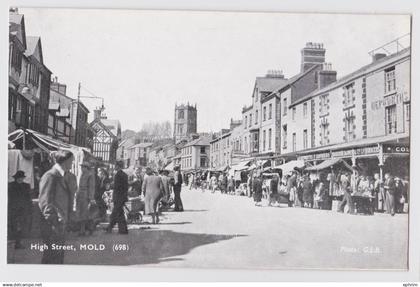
[
  {"xmin": 90, "ymin": 108, "xmax": 121, "ymax": 163},
  {"xmin": 179, "ymin": 136, "xmax": 211, "ymax": 171},
  {"xmin": 174, "ymin": 103, "xmax": 197, "ymax": 143}
]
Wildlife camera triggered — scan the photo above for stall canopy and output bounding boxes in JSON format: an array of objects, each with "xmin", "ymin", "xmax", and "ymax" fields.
[
  {"xmin": 248, "ymin": 159, "xmax": 270, "ymax": 170},
  {"xmin": 274, "ymin": 160, "xmax": 305, "ymax": 174},
  {"xmin": 230, "ymin": 160, "xmax": 252, "ymax": 172},
  {"xmin": 164, "ymin": 161, "xmax": 174, "ymax": 171},
  {"xmin": 305, "ymin": 158, "xmax": 343, "ymax": 171}
]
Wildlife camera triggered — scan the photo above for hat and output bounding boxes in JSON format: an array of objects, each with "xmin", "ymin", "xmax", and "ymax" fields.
[{"xmin": 13, "ymin": 170, "xmax": 26, "ymax": 179}]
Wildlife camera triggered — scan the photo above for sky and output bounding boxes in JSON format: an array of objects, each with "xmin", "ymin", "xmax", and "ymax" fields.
[{"xmin": 19, "ymin": 8, "xmax": 411, "ymax": 133}]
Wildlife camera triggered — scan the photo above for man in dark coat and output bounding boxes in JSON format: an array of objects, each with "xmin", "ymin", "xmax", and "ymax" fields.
[
  {"xmin": 8, "ymin": 170, "xmax": 32, "ymax": 249},
  {"xmin": 38, "ymin": 149, "xmax": 74, "ymax": 264},
  {"xmin": 95, "ymin": 168, "xmax": 109, "ymax": 220},
  {"xmin": 106, "ymin": 161, "xmax": 129, "ymax": 234},
  {"xmin": 384, "ymin": 173, "xmax": 396, "ymax": 216},
  {"xmin": 302, "ymin": 175, "xmax": 313, "ymax": 208},
  {"xmin": 252, "ymin": 174, "xmax": 263, "ymax": 206},
  {"xmin": 173, "ymin": 165, "xmax": 184, "ymax": 212}
]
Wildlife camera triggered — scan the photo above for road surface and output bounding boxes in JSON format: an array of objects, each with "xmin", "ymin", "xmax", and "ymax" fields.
[{"xmin": 9, "ymin": 188, "xmax": 408, "ymax": 270}]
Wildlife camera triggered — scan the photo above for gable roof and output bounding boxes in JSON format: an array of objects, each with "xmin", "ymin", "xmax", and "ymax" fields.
[
  {"xmin": 25, "ymin": 36, "xmax": 43, "ymax": 64},
  {"xmin": 101, "ymin": 119, "xmax": 121, "ymax": 137},
  {"xmin": 90, "ymin": 119, "xmax": 116, "ymax": 138},
  {"xmin": 9, "ymin": 13, "xmax": 26, "ymax": 48}
]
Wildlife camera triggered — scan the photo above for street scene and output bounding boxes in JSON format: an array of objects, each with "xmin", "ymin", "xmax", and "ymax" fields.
[{"xmin": 7, "ymin": 8, "xmax": 410, "ymax": 270}]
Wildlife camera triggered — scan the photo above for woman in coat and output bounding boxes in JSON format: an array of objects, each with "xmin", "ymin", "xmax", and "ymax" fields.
[
  {"xmin": 302, "ymin": 175, "xmax": 313, "ymax": 208},
  {"xmin": 75, "ymin": 162, "xmax": 95, "ymax": 236},
  {"xmin": 252, "ymin": 174, "xmax": 263, "ymax": 206},
  {"xmin": 142, "ymin": 167, "xmax": 164, "ymax": 224}
]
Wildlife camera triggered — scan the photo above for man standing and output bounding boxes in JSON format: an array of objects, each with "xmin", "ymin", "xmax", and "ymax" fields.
[
  {"xmin": 173, "ymin": 165, "xmax": 184, "ymax": 211},
  {"xmin": 38, "ymin": 149, "xmax": 74, "ymax": 264},
  {"xmin": 384, "ymin": 172, "xmax": 396, "ymax": 216},
  {"xmin": 106, "ymin": 161, "xmax": 129, "ymax": 234},
  {"xmin": 8, "ymin": 170, "xmax": 32, "ymax": 249}
]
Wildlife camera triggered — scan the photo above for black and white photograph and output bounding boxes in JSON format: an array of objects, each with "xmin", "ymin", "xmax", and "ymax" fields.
[{"xmin": 6, "ymin": 7, "xmax": 411, "ymax": 271}]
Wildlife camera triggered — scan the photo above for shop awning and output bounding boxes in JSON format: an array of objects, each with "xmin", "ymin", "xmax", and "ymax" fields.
[
  {"xmin": 230, "ymin": 160, "xmax": 252, "ymax": 171},
  {"xmin": 164, "ymin": 161, "xmax": 174, "ymax": 171},
  {"xmin": 248, "ymin": 159, "xmax": 269, "ymax": 170},
  {"xmin": 274, "ymin": 160, "xmax": 305, "ymax": 174},
  {"xmin": 305, "ymin": 158, "xmax": 343, "ymax": 171}
]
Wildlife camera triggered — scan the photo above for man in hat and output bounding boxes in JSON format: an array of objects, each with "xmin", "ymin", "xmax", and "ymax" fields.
[
  {"xmin": 8, "ymin": 170, "xmax": 32, "ymax": 249},
  {"xmin": 173, "ymin": 165, "xmax": 184, "ymax": 211},
  {"xmin": 106, "ymin": 161, "xmax": 129, "ymax": 234},
  {"xmin": 38, "ymin": 149, "xmax": 75, "ymax": 264}
]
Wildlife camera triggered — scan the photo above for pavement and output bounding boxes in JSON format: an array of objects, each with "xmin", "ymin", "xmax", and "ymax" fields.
[{"xmin": 8, "ymin": 188, "xmax": 408, "ymax": 270}]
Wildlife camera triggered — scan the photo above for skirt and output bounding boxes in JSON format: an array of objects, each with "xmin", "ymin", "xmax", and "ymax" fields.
[{"xmin": 253, "ymin": 191, "xmax": 262, "ymax": 202}]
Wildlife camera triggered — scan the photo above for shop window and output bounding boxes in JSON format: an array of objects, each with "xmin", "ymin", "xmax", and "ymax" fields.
[
  {"xmin": 385, "ymin": 67, "xmax": 396, "ymax": 93},
  {"xmin": 385, "ymin": 105, "xmax": 397, "ymax": 134}
]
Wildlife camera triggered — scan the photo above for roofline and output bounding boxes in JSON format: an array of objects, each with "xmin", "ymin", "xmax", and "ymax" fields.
[{"xmin": 290, "ymin": 48, "xmax": 411, "ymax": 108}]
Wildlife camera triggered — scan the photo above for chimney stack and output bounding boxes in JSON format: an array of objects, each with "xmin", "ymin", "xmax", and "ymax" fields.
[
  {"xmin": 317, "ymin": 62, "xmax": 337, "ymax": 89},
  {"xmin": 301, "ymin": 42, "xmax": 326, "ymax": 72},
  {"xmin": 93, "ymin": 108, "xmax": 102, "ymax": 120}
]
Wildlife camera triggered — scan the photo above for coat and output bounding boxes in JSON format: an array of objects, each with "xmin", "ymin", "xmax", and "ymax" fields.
[
  {"xmin": 8, "ymin": 181, "xmax": 32, "ymax": 215},
  {"xmin": 142, "ymin": 175, "xmax": 164, "ymax": 215},
  {"xmin": 75, "ymin": 170, "xmax": 95, "ymax": 221},
  {"xmin": 113, "ymin": 170, "xmax": 128, "ymax": 204},
  {"xmin": 252, "ymin": 178, "xmax": 263, "ymax": 202},
  {"xmin": 160, "ymin": 175, "xmax": 171, "ymax": 202},
  {"xmin": 38, "ymin": 166, "xmax": 73, "ymax": 225},
  {"xmin": 302, "ymin": 179, "xmax": 313, "ymax": 203}
]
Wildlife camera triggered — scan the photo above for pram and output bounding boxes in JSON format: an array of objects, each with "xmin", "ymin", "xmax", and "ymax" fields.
[{"xmin": 124, "ymin": 197, "xmax": 144, "ymax": 224}]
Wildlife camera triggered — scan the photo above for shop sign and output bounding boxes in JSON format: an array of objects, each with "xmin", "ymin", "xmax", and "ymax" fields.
[
  {"xmin": 355, "ymin": 146, "xmax": 380, "ymax": 155},
  {"xmin": 299, "ymin": 151, "xmax": 330, "ymax": 161},
  {"xmin": 331, "ymin": 149, "xmax": 353, "ymax": 158},
  {"xmin": 383, "ymin": 144, "xmax": 410, "ymax": 154},
  {"xmin": 371, "ymin": 88, "xmax": 409, "ymax": 111}
]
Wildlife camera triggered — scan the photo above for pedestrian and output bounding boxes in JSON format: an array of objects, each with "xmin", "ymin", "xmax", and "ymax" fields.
[
  {"xmin": 160, "ymin": 169, "xmax": 172, "ymax": 208},
  {"xmin": 221, "ymin": 173, "xmax": 228, "ymax": 194},
  {"xmin": 143, "ymin": 167, "xmax": 164, "ymax": 223},
  {"xmin": 75, "ymin": 162, "xmax": 96, "ymax": 236},
  {"xmin": 247, "ymin": 174, "xmax": 252, "ymax": 197},
  {"xmin": 384, "ymin": 173, "xmax": 396, "ymax": 216},
  {"xmin": 337, "ymin": 181, "xmax": 355, "ymax": 214},
  {"xmin": 373, "ymin": 173, "xmax": 384, "ymax": 212},
  {"xmin": 228, "ymin": 175, "xmax": 235, "ymax": 195},
  {"xmin": 95, "ymin": 168, "xmax": 109, "ymax": 220},
  {"xmin": 106, "ymin": 161, "xmax": 128, "ymax": 234},
  {"xmin": 129, "ymin": 167, "xmax": 143, "ymax": 197},
  {"xmin": 38, "ymin": 149, "xmax": 75, "ymax": 264},
  {"xmin": 252, "ymin": 173, "xmax": 263, "ymax": 206},
  {"xmin": 302, "ymin": 174, "xmax": 313, "ymax": 208},
  {"xmin": 395, "ymin": 177, "xmax": 405, "ymax": 213},
  {"xmin": 211, "ymin": 174, "xmax": 217, "ymax": 193},
  {"xmin": 173, "ymin": 165, "xmax": 184, "ymax": 211},
  {"xmin": 268, "ymin": 173, "xmax": 280, "ymax": 206},
  {"xmin": 8, "ymin": 170, "xmax": 32, "ymax": 249}
]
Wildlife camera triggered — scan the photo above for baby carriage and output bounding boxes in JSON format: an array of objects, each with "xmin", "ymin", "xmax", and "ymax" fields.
[{"xmin": 124, "ymin": 197, "xmax": 144, "ymax": 224}]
